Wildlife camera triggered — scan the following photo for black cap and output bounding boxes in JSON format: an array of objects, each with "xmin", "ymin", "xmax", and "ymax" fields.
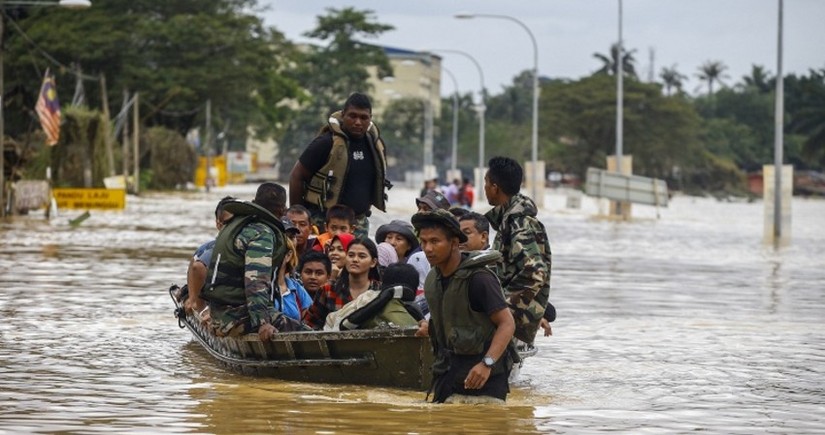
[
  {"xmin": 416, "ymin": 190, "xmax": 450, "ymax": 211},
  {"xmin": 281, "ymin": 217, "xmax": 300, "ymax": 235},
  {"xmin": 411, "ymin": 209, "xmax": 468, "ymax": 243}
]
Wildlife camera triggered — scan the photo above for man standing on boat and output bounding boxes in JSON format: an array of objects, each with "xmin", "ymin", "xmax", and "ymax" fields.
[
  {"xmin": 289, "ymin": 92, "xmax": 391, "ymax": 239},
  {"xmin": 483, "ymin": 156, "xmax": 553, "ymax": 344},
  {"xmin": 412, "ymin": 209, "xmax": 517, "ymax": 403},
  {"xmin": 201, "ymin": 182, "xmax": 304, "ymax": 341}
]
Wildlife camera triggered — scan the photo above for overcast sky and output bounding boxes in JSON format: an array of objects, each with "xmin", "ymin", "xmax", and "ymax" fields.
[{"xmin": 262, "ymin": 0, "xmax": 825, "ymax": 98}]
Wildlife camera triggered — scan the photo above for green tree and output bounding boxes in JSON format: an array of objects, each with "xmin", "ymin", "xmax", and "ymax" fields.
[
  {"xmin": 433, "ymin": 92, "xmax": 480, "ymax": 176},
  {"xmin": 5, "ymin": 0, "xmax": 301, "ymax": 151},
  {"xmin": 740, "ymin": 64, "xmax": 773, "ymax": 93},
  {"xmin": 592, "ymin": 42, "xmax": 638, "ymax": 78},
  {"xmin": 786, "ymin": 69, "xmax": 825, "ymax": 168},
  {"xmin": 539, "ymin": 74, "xmax": 704, "ymax": 188},
  {"xmin": 659, "ymin": 64, "xmax": 687, "ymax": 96},
  {"xmin": 696, "ymin": 60, "xmax": 729, "ymax": 96},
  {"xmin": 277, "ymin": 7, "xmax": 394, "ymax": 178},
  {"xmin": 379, "ymin": 97, "xmax": 424, "ymax": 180}
]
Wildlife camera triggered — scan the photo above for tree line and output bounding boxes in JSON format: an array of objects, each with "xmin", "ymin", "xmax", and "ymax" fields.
[{"xmin": 3, "ymin": 1, "xmax": 823, "ymax": 194}]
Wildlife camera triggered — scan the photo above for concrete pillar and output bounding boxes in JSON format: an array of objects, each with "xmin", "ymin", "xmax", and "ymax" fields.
[
  {"xmin": 524, "ymin": 160, "xmax": 545, "ymax": 208},
  {"xmin": 423, "ymin": 164, "xmax": 437, "ymax": 182},
  {"xmin": 445, "ymin": 169, "xmax": 462, "ymax": 185},
  {"xmin": 474, "ymin": 167, "xmax": 486, "ymax": 205},
  {"xmin": 607, "ymin": 155, "xmax": 633, "ymax": 219},
  {"xmin": 763, "ymin": 164, "xmax": 792, "ymax": 246}
]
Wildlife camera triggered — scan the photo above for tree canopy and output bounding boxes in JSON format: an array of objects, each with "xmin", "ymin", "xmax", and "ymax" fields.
[
  {"xmin": 4, "ymin": 0, "xmax": 300, "ymax": 148},
  {"xmin": 3, "ymin": 5, "xmax": 823, "ymax": 195}
]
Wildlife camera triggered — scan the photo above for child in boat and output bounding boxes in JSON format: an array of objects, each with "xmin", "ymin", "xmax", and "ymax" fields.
[
  {"xmin": 302, "ymin": 237, "xmax": 380, "ymax": 330},
  {"xmin": 311, "ymin": 204, "xmax": 356, "ymax": 253},
  {"xmin": 325, "ymin": 233, "xmax": 355, "ymax": 284},
  {"xmin": 273, "ymin": 235, "xmax": 313, "ymax": 323},
  {"xmin": 297, "ymin": 251, "xmax": 331, "ymax": 300},
  {"xmin": 324, "ymin": 262, "xmax": 423, "ymax": 331}
]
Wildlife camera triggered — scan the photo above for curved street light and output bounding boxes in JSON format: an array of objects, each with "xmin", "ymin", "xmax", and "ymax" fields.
[
  {"xmin": 440, "ymin": 66, "xmax": 459, "ymax": 173},
  {"xmin": 0, "ymin": 0, "xmax": 92, "ymax": 217},
  {"xmin": 455, "ymin": 12, "xmax": 540, "ymax": 202},
  {"xmin": 427, "ymin": 48, "xmax": 487, "ymax": 201}
]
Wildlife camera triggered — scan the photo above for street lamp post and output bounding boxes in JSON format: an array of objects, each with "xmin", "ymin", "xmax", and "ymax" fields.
[
  {"xmin": 0, "ymin": 0, "xmax": 91, "ymax": 217},
  {"xmin": 427, "ymin": 48, "xmax": 486, "ymax": 201},
  {"xmin": 455, "ymin": 13, "xmax": 540, "ymax": 202},
  {"xmin": 441, "ymin": 66, "xmax": 460, "ymax": 174}
]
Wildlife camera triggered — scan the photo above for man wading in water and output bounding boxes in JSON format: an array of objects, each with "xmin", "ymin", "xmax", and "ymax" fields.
[{"xmin": 413, "ymin": 209, "xmax": 517, "ymax": 403}]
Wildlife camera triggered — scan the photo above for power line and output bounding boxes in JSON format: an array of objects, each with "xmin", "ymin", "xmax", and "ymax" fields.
[{"xmin": 2, "ymin": 10, "xmax": 97, "ymax": 81}]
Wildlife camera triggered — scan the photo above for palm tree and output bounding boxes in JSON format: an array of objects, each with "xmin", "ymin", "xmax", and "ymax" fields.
[
  {"xmin": 659, "ymin": 64, "xmax": 687, "ymax": 96},
  {"xmin": 741, "ymin": 65, "xmax": 772, "ymax": 93},
  {"xmin": 593, "ymin": 43, "xmax": 638, "ymax": 78},
  {"xmin": 696, "ymin": 60, "xmax": 729, "ymax": 96},
  {"xmin": 790, "ymin": 68, "xmax": 825, "ymax": 167}
]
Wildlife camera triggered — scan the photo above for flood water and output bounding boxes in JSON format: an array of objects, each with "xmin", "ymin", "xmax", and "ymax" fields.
[{"xmin": 1, "ymin": 184, "xmax": 823, "ymax": 434}]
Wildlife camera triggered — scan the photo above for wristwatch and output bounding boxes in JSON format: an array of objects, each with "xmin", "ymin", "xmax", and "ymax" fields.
[{"xmin": 482, "ymin": 355, "xmax": 496, "ymax": 368}]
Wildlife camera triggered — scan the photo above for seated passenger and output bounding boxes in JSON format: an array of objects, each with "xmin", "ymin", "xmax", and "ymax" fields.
[
  {"xmin": 376, "ymin": 220, "xmax": 430, "ymax": 293},
  {"xmin": 298, "ymin": 251, "xmax": 332, "ymax": 300},
  {"xmin": 286, "ymin": 204, "xmax": 316, "ymax": 258},
  {"xmin": 458, "ymin": 212, "xmax": 491, "ymax": 251},
  {"xmin": 324, "ymin": 262, "xmax": 424, "ymax": 331},
  {"xmin": 326, "ymin": 232, "xmax": 355, "ymax": 283},
  {"xmin": 376, "ymin": 241, "xmax": 399, "ymax": 276},
  {"xmin": 273, "ymin": 225, "xmax": 313, "ymax": 323},
  {"xmin": 181, "ymin": 196, "xmax": 235, "ymax": 315},
  {"xmin": 312, "ymin": 204, "xmax": 355, "ymax": 252},
  {"xmin": 302, "ymin": 237, "xmax": 380, "ymax": 330}
]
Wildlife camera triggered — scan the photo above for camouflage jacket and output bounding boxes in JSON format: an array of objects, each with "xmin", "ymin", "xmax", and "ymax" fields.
[
  {"xmin": 485, "ymin": 193, "xmax": 552, "ymax": 343},
  {"xmin": 209, "ymin": 221, "xmax": 280, "ymax": 335}
]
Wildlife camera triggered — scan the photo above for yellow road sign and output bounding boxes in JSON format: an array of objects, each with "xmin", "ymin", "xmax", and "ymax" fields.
[{"xmin": 53, "ymin": 188, "xmax": 126, "ymax": 210}]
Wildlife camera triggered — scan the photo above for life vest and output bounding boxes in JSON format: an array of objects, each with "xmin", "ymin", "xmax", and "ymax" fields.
[
  {"xmin": 303, "ymin": 111, "xmax": 390, "ymax": 212},
  {"xmin": 336, "ymin": 285, "xmax": 423, "ymax": 331},
  {"xmin": 201, "ymin": 201, "xmax": 286, "ymax": 307},
  {"xmin": 425, "ymin": 250, "xmax": 517, "ymax": 375}
]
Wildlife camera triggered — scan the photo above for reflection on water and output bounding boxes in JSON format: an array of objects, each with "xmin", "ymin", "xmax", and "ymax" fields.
[{"xmin": 1, "ymin": 186, "xmax": 823, "ymax": 433}]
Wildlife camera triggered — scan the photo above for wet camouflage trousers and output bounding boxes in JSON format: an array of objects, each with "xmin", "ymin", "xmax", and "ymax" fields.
[{"xmin": 507, "ymin": 286, "xmax": 550, "ymax": 344}]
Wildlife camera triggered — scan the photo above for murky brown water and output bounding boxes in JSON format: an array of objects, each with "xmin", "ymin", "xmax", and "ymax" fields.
[{"xmin": 1, "ymin": 184, "xmax": 824, "ymax": 433}]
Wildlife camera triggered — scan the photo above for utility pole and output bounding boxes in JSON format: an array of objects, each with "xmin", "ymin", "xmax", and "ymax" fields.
[
  {"xmin": 205, "ymin": 99, "xmax": 212, "ymax": 192},
  {"xmin": 99, "ymin": 74, "xmax": 115, "ymax": 177},
  {"xmin": 133, "ymin": 92, "xmax": 139, "ymax": 195},
  {"xmin": 122, "ymin": 90, "xmax": 130, "ymax": 192}
]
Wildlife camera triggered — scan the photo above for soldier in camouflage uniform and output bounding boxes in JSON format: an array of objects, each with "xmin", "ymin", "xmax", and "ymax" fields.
[
  {"xmin": 483, "ymin": 157, "xmax": 553, "ymax": 345},
  {"xmin": 201, "ymin": 182, "xmax": 304, "ymax": 340}
]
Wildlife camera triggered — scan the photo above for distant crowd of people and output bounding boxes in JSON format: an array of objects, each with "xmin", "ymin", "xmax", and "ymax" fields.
[
  {"xmin": 174, "ymin": 92, "xmax": 554, "ymax": 404},
  {"xmin": 420, "ymin": 176, "xmax": 475, "ymax": 209}
]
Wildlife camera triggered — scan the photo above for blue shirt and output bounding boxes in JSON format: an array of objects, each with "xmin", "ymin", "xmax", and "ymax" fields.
[
  {"xmin": 194, "ymin": 239, "xmax": 216, "ymax": 265},
  {"xmin": 274, "ymin": 277, "xmax": 313, "ymax": 321}
]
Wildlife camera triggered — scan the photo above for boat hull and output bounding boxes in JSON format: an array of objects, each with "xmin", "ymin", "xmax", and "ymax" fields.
[{"xmin": 174, "ymin": 298, "xmax": 434, "ymax": 390}]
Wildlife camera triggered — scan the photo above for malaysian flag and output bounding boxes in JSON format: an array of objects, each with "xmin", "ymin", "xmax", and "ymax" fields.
[{"xmin": 35, "ymin": 69, "xmax": 61, "ymax": 146}]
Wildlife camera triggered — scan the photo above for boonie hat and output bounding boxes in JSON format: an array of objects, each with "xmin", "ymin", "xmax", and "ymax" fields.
[
  {"xmin": 375, "ymin": 220, "xmax": 419, "ymax": 251},
  {"xmin": 415, "ymin": 190, "xmax": 450, "ymax": 211},
  {"xmin": 411, "ymin": 209, "xmax": 468, "ymax": 243}
]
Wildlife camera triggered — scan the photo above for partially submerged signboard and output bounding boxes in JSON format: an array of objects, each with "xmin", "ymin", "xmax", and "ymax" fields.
[
  {"xmin": 12, "ymin": 180, "xmax": 51, "ymax": 214},
  {"xmin": 53, "ymin": 188, "xmax": 126, "ymax": 210},
  {"xmin": 585, "ymin": 167, "xmax": 669, "ymax": 207}
]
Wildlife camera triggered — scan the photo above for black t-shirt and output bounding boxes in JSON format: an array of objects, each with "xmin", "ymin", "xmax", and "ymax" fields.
[
  {"xmin": 436, "ymin": 269, "xmax": 510, "ymax": 401},
  {"xmin": 299, "ymin": 132, "xmax": 376, "ymax": 216},
  {"xmin": 439, "ymin": 270, "xmax": 508, "ymax": 315}
]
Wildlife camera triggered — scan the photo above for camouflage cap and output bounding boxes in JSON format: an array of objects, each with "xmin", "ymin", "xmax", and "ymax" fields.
[{"xmin": 411, "ymin": 208, "xmax": 468, "ymax": 243}]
